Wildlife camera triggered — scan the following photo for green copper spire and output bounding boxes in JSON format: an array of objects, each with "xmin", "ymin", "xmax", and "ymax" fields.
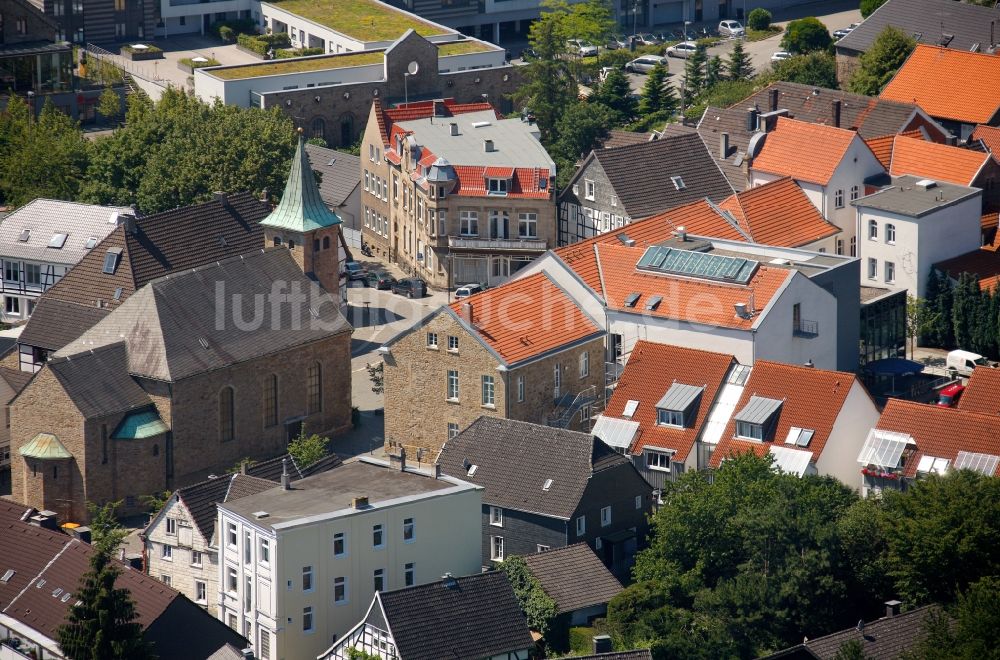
[{"xmin": 261, "ymin": 130, "xmax": 342, "ymax": 232}]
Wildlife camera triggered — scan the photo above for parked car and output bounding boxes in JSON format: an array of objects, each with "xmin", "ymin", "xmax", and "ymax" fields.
[
  {"xmin": 770, "ymin": 50, "xmax": 792, "ymax": 62},
  {"xmin": 454, "ymin": 283, "xmax": 485, "ymax": 299},
  {"xmin": 520, "ymin": 46, "xmax": 538, "ymax": 60},
  {"xmin": 366, "ymin": 270, "xmax": 396, "ymax": 290},
  {"xmin": 391, "ymin": 277, "xmax": 427, "ymax": 298},
  {"xmin": 605, "ymin": 35, "xmax": 628, "ymax": 50},
  {"xmin": 344, "ymin": 260, "xmax": 366, "ymax": 281},
  {"xmin": 833, "ymin": 23, "xmax": 859, "ymax": 39},
  {"xmin": 718, "ymin": 20, "xmax": 745, "ymax": 37},
  {"xmin": 567, "ymin": 39, "xmax": 599, "ymax": 57},
  {"xmin": 635, "ymin": 33, "xmax": 661, "ymax": 45},
  {"xmin": 665, "ymin": 41, "xmax": 698, "ymax": 58},
  {"xmin": 937, "ymin": 383, "xmax": 966, "ymax": 408},
  {"xmin": 625, "ymin": 55, "xmax": 668, "ymax": 73},
  {"xmin": 946, "ymin": 349, "xmax": 990, "ymax": 377}
]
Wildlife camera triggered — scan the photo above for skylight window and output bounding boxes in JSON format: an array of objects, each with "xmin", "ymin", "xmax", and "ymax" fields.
[
  {"xmin": 17, "ymin": 229, "xmax": 29, "ymax": 242},
  {"xmin": 623, "ymin": 292, "xmax": 641, "ymax": 307},
  {"xmin": 85, "ymin": 237, "xmax": 98, "ymax": 249},
  {"xmin": 113, "ymin": 287, "xmax": 123, "ymax": 301},
  {"xmin": 954, "ymin": 451, "xmax": 1000, "ymax": 476},
  {"xmin": 0, "ymin": 569, "xmax": 14, "ymax": 584},
  {"xmin": 670, "ymin": 176, "xmax": 686, "ymax": 190},
  {"xmin": 467, "ymin": 464, "xmax": 478, "ymax": 477},
  {"xmin": 784, "ymin": 426, "xmax": 815, "ymax": 448},
  {"xmin": 622, "ymin": 400, "xmax": 639, "ymax": 419},
  {"xmin": 542, "ymin": 478, "xmax": 553, "ymax": 491},
  {"xmin": 645, "ymin": 295, "xmax": 662, "ymax": 311},
  {"xmin": 916, "ymin": 455, "xmax": 950, "ymax": 475},
  {"xmin": 102, "ymin": 248, "xmax": 122, "ymax": 275},
  {"xmin": 48, "ymin": 233, "xmax": 68, "ymax": 249}
]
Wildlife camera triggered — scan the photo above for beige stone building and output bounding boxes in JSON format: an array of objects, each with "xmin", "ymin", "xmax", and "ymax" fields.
[
  {"xmin": 9, "ymin": 248, "xmax": 353, "ymax": 523},
  {"xmin": 380, "ymin": 271, "xmax": 605, "ymax": 458},
  {"xmin": 361, "ymin": 101, "xmax": 557, "ymax": 288}
]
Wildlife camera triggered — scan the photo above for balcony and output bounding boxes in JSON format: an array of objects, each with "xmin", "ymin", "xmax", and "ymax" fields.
[
  {"xmin": 793, "ymin": 319, "xmax": 819, "ymax": 337},
  {"xmin": 448, "ymin": 236, "xmax": 548, "ymax": 251}
]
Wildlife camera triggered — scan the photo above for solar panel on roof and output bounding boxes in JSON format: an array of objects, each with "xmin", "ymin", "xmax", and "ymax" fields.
[
  {"xmin": 635, "ymin": 246, "xmax": 759, "ymax": 284},
  {"xmin": 954, "ymin": 451, "xmax": 1000, "ymax": 475}
]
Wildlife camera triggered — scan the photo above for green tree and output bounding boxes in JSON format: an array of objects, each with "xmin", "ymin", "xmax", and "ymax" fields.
[
  {"xmin": 346, "ymin": 650, "xmax": 381, "ymax": 660},
  {"xmin": 705, "ymin": 55, "xmax": 724, "ymax": 89},
  {"xmin": 746, "ymin": 8, "xmax": 772, "ymax": 30},
  {"xmin": 847, "ymin": 26, "xmax": 916, "ymax": 96},
  {"xmin": 905, "ymin": 295, "xmax": 939, "ymax": 358},
  {"xmin": 770, "ymin": 52, "xmax": 838, "ymax": 88},
  {"xmin": 139, "ymin": 491, "xmax": 172, "ymax": 515},
  {"xmin": 683, "ymin": 44, "xmax": 707, "ymax": 107},
  {"xmin": 593, "ymin": 67, "xmax": 637, "ymax": 122},
  {"xmin": 500, "ymin": 555, "xmax": 558, "ymax": 637},
  {"xmin": 86, "ymin": 500, "xmax": 128, "ymax": 555},
  {"xmin": 860, "ymin": 0, "xmax": 886, "ymax": 18},
  {"xmin": 908, "ymin": 577, "xmax": 1000, "ymax": 659},
  {"xmin": 727, "ymin": 40, "xmax": 754, "ymax": 81},
  {"xmin": 287, "ymin": 430, "xmax": 330, "ymax": 469},
  {"xmin": 781, "ymin": 17, "xmax": 832, "ymax": 54},
  {"xmin": 552, "ymin": 101, "xmax": 614, "ymax": 187},
  {"xmin": 562, "ymin": 0, "xmax": 615, "ymax": 48},
  {"xmin": 638, "ymin": 62, "xmax": 669, "ymax": 115},
  {"xmin": 833, "ymin": 639, "xmax": 870, "ymax": 660},
  {"xmin": 367, "ymin": 361, "xmax": 384, "ymax": 395},
  {"xmin": 518, "ymin": 2, "xmax": 577, "ymax": 142},
  {"xmin": 98, "ymin": 87, "xmax": 121, "ymax": 123},
  {"xmin": 924, "ymin": 270, "xmax": 954, "ymax": 348},
  {"xmin": 951, "ymin": 272, "xmax": 981, "ymax": 351},
  {"xmin": 57, "ymin": 549, "xmax": 153, "ymax": 660}
]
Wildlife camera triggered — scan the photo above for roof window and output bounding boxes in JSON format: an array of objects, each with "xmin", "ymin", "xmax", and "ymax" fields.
[
  {"xmin": 670, "ymin": 176, "xmax": 686, "ymax": 190},
  {"xmin": 102, "ymin": 248, "xmax": 122, "ymax": 275},
  {"xmin": 17, "ymin": 229, "xmax": 29, "ymax": 243},
  {"xmin": 113, "ymin": 287, "xmax": 123, "ymax": 301},
  {"xmin": 0, "ymin": 569, "xmax": 14, "ymax": 584},
  {"xmin": 645, "ymin": 295, "xmax": 662, "ymax": 311},
  {"xmin": 954, "ymin": 451, "xmax": 1000, "ymax": 476},
  {"xmin": 85, "ymin": 237, "xmax": 98, "ymax": 249},
  {"xmin": 48, "ymin": 233, "xmax": 68, "ymax": 249},
  {"xmin": 622, "ymin": 400, "xmax": 639, "ymax": 419},
  {"xmin": 784, "ymin": 426, "xmax": 815, "ymax": 448},
  {"xmin": 623, "ymin": 292, "xmax": 641, "ymax": 308},
  {"xmin": 916, "ymin": 455, "xmax": 950, "ymax": 475},
  {"xmin": 542, "ymin": 478, "xmax": 553, "ymax": 491}
]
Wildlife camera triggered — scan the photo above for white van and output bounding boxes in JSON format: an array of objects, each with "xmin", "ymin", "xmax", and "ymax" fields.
[{"xmin": 946, "ymin": 350, "xmax": 989, "ymax": 377}]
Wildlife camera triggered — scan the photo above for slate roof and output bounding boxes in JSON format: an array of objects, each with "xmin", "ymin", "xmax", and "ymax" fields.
[
  {"xmin": 935, "ymin": 248, "xmax": 1000, "ymax": 291},
  {"xmin": 957, "ymin": 366, "xmax": 1000, "ymax": 414},
  {"xmin": 437, "ymin": 417, "xmax": 630, "ymax": 519},
  {"xmin": 585, "ymin": 132, "xmax": 735, "ymax": 219},
  {"xmin": 601, "ymin": 341, "xmax": 736, "ymax": 462},
  {"xmin": 802, "ymin": 605, "xmax": 939, "ymax": 659},
  {"xmin": 880, "ymin": 45, "xmax": 1000, "ymax": 125},
  {"xmin": 54, "ymin": 248, "xmax": 351, "ymax": 382},
  {"xmin": 521, "ymin": 543, "xmax": 623, "ymax": 614},
  {"xmin": 751, "ymin": 117, "xmax": 867, "ymax": 185},
  {"xmin": 875, "ymin": 399, "xmax": 1000, "ymax": 478},
  {"xmin": 305, "ymin": 143, "xmax": 361, "ymax": 208},
  {"xmin": 600, "ymin": 129, "xmax": 656, "ymax": 149},
  {"xmin": 46, "ymin": 342, "xmax": 152, "ymax": 418},
  {"xmin": 0, "ymin": 500, "xmax": 246, "ymax": 658},
  {"xmin": 0, "ymin": 366, "xmax": 33, "ymax": 398},
  {"xmin": 376, "ymin": 572, "xmax": 533, "ymax": 660},
  {"xmin": 836, "ymin": 0, "xmax": 1000, "ymax": 56},
  {"xmin": 888, "ymin": 134, "xmax": 991, "ymax": 185},
  {"xmin": 719, "ymin": 177, "xmax": 840, "ymax": 247},
  {"xmin": 446, "ymin": 271, "xmax": 603, "ymax": 366},
  {"xmin": 710, "ymin": 360, "xmax": 864, "ymax": 469},
  {"xmin": 0, "ymin": 199, "xmax": 128, "ymax": 265},
  {"xmin": 19, "ymin": 191, "xmax": 267, "ymax": 352}
]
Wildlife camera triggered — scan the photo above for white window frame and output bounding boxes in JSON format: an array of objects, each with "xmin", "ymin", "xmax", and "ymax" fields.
[
  {"xmin": 886, "ymin": 223, "xmax": 896, "ymax": 244},
  {"xmin": 303, "ymin": 606, "xmax": 314, "ymax": 633},
  {"xmin": 191, "ymin": 550, "xmax": 203, "ymax": 567},
  {"xmin": 161, "ymin": 544, "xmax": 172, "ymax": 561},
  {"xmin": 736, "ymin": 420, "xmax": 764, "ymax": 440},
  {"xmin": 579, "ymin": 351, "xmax": 589, "ymax": 377},
  {"xmin": 165, "ymin": 518, "xmax": 176, "ymax": 535},
  {"xmin": 227, "ymin": 567, "xmax": 238, "ymax": 593},
  {"xmin": 645, "ymin": 450, "xmax": 672, "ymax": 471},
  {"xmin": 554, "ymin": 364, "xmax": 562, "ymax": 398},
  {"xmin": 600, "ymin": 506, "xmax": 612, "ymax": 527},
  {"xmin": 195, "ymin": 580, "xmax": 207, "ymax": 603},
  {"xmin": 403, "ymin": 517, "xmax": 415, "ymax": 543},
  {"xmin": 490, "ymin": 535, "xmax": 505, "ymax": 561},
  {"xmin": 302, "ymin": 565, "xmax": 313, "ymax": 592},
  {"xmin": 404, "ymin": 562, "xmax": 415, "ymax": 586},
  {"xmin": 575, "ymin": 515, "xmax": 586, "ymax": 536},
  {"xmin": 373, "ymin": 524, "xmax": 385, "ymax": 549},
  {"xmin": 868, "ymin": 219, "xmax": 878, "ymax": 240},
  {"xmin": 447, "ymin": 422, "xmax": 459, "ymax": 439},
  {"xmin": 885, "ymin": 261, "xmax": 895, "ymax": 283},
  {"xmin": 835, "ymin": 189, "xmax": 844, "ymax": 209},
  {"xmin": 259, "ymin": 538, "xmax": 270, "ymax": 565},
  {"xmin": 487, "ymin": 178, "xmax": 509, "ymax": 195},
  {"xmin": 481, "ymin": 375, "xmax": 495, "ymax": 407},
  {"xmin": 373, "ymin": 568, "xmax": 385, "ymax": 592},
  {"xmin": 447, "ymin": 370, "xmax": 459, "ymax": 401},
  {"xmin": 585, "ymin": 179, "xmax": 595, "ymax": 201},
  {"xmin": 517, "ymin": 375, "xmax": 525, "ymax": 402},
  {"xmin": 490, "ymin": 506, "xmax": 503, "ymax": 527},
  {"xmin": 460, "ymin": 211, "xmax": 479, "ymax": 236},
  {"xmin": 427, "ymin": 332, "xmax": 438, "ymax": 348},
  {"xmin": 448, "ymin": 335, "xmax": 459, "ymax": 352},
  {"xmin": 333, "ymin": 532, "xmax": 347, "ymax": 558},
  {"xmin": 850, "ymin": 184, "xmax": 860, "ymax": 201},
  {"xmin": 868, "ymin": 257, "xmax": 878, "ymax": 280},
  {"xmin": 657, "ymin": 409, "xmax": 684, "ymax": 427},
  {"xmin": 334, "ymin": 576, "xmax": 347, "ymax": 604},
  {"xmin": 518, "ymin": 212, "xmax": 538, "ymax": 238}
]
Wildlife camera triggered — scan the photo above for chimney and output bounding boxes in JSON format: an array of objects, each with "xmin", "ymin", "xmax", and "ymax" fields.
[
  {"xmin": 389, "ymin": 447, "xmax": 407, "ymax": 471},
  {"xmin": 352, "ymin": 496, "xmax": 369, "ymax": 509},
  {"xmin": 747, "ymin": 107, "xmax": 759, "ymax": 132},
  {"xmin": 675, "ymin": 225, "xmax": 687, "ymax": 242},
  {"xmin": 240, "ymin": 460, "xmax": 248, "ymax": 475},
  {"xmin": 29, "ymin": 510, "xmax": 59, "ymax": 531},
  {"xmin": 992, "ymin": 20, "xmax": 995, "ymax": 48},
  {"xmin": 449, "ymin": 122, "xmax": 459, "ymax": 136},
  {"xmin": 946, "ymin": 134, "xmax": 957, "ymax": 146},
  {"xmin": 720, "ymin": 132, "xmax": 730, "ymax": 160},
  {"xmin": 117, "ymin": 213, "xmax": 137, "ymax": 235},
  {"xmin": 592, "ymin": 635, "xmax": 613, "ymax": 654},
  {"xmin": 261, "ymin": 188, "xmax": 269, "ymax": 203},
  {"xmin": 280, "ymin": 458, "xmax": 290, "ymax": 491},
  {"xmin": 483, "ymin": 139, "xmax": 495, "ymax": 153},
  {"xmin": 433, "ymin": 463, "xmax": 441, "ymax": 479},
  {"xmin": 241, "ymin": 648, "xmax": 255, "ymax": 659},
  {"xmin": 434, "ymin": 100, "xmax": 447, "ymax": 117},
  {"xmin": 213, "ymin": 191, "xmax": 230, "ymax": 208},
  {"xmin": 769, "ymin": 88, "xmax": 779, "ymax": 112},
  {"xmin": 442, "ymin": 572, "xmax": 458, "ymax": 589},
  {"xmin": 460, "ymin": 301, "xmax": 473, "ymax": 325},
  {"xmin": 832, "ymin": 99, "xmax": 842, "ymax": 128},
  {"xmin": 885, "ymin": 600, "xmax": 902, "ymax": 617}
]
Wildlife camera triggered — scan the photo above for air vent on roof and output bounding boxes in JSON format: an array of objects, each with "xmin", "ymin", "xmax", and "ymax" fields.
[
  {"xmin": 624, "ymin": 292, "xmax": 641, "ymax": 308},
  {"xmin": 253, "ymin": 511, "xmax": 270, "ymax": 519},
  {"xmin": 542, "ymin": 478, "xmax": 553, "ymax": 491},
  {"xmin": 85, "ymin": 237, "xmax": 98, "ymax": 249},
  {"xmin": 218, "ymin": 234, "xmax": 228, "ymax": 248},
  {"xmin": 0, "ymin": 569, "xmax": 14, "ymax": 584},
  {"xmin": 938, "ymin": 33, "xmax": 954, "ymax": 47},
  {"xmin": 113, "ymin": 287, "xmax": 123, "ymax": 301},
  {"xmin": 670, "ymin": 176, "xmax": 686, "ymax": 191},
  {"xmin": 60, "ymin": 593, "xmax": 71, "ymax": 602},
  {"xmin": 52, "ymin": 588, "xmax": 63, "ymax": 597},
  {"xmin": 17, "ymin": 229, "xmax": 29, "ymax": 242},
  {"xmin": 915, "ymin": 179, "xmax": 937, "ymax": 190},
  {"xmin": 36, "ymin": 579, "xmax": 46, "ymax": 588},
  {"xmin": 309, "ymin": 307, "xmax": 320, "ymax": 319},
  {"xmin": 48, "ymin": 233, "xmax": 68, "ymax": 249},
  {"xmin": 645, "ymin": 295, "xmax": 662, "ymax": 311},
  {"xmin": 617, "ymin": 233, "xmax": 635, "ymax": 247},
  {"xmin": 471, "ymin": 121, "xmax": 492, "ymax": 128},
  {"xmin": 198, "ymin": 337, "xmax": 210, "ymax": 349}
]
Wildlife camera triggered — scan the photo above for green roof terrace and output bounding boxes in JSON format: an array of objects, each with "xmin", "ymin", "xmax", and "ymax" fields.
[
  {"xmin": 262, "ymin": 0, "xmax": 448, "ymax": 42},
  {"xmin": 208, "ymin": 51, "xmax": 385, "ymax": 80},
  {"xmin": 437, "ymin": 40, "xmax": 500, "ymax": 56}
]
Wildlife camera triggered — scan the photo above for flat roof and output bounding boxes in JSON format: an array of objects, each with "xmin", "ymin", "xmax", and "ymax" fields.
[
  {"xmin": 209, "ymin": 50, "xmax": 384, "ymax": 80},
  {"xmin": 396, "ymin": 110, "xmax": 554, "ymax": 169},
  {"xmin": 657, "ymin": 237, "xmax": 855, "ymax": 279},
  {"xmin": 437, "ymin": 40, "xmax": 498, "ymax": 55},
  {"xmin": 221, "ymin": 459, "xmax": 467, "ymax": 529},
  {"xmin": 852, "ymin": 175, "xmax": 980, "ymax": 218},
  {"xmin": 262, "ymin": 0, "xmax": 448, "ymax": 42}
]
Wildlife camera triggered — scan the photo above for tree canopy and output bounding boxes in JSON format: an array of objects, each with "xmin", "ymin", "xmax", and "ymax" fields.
[
  {"xmin": 287, "ymin": 430, "xmax": 330, "ymax": 469},
  {"xmin": 847, "ymin": 26, "xmax": 916, "ymax": 96},
  {"xmin": 781, "ymin": 17, "xmax": 833, "ymax": 54},
  {"xmin": 769, "ymin": 52, "xmax": 839, "ymax": 89}
]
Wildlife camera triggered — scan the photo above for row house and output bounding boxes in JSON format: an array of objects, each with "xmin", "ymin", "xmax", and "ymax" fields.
[
  {"xmin": 362, "ymin": 100, "xmax": 557, "ymax": 288},
  {"xmin": 0, "ymin": 199, "xmax": 126, "ymax": 323},
  {"xmin": 215, "ymin": 457, "xmax": 482, "ymax": 660},
  {"xmin": 380, "ymin": 271, "xmax": 605, "ymax": 458}
]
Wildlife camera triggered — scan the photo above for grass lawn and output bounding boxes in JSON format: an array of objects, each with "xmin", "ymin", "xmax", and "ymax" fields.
[
  {"xmin": 211, "ymin": 51, "xmax": 383, "ymax": 79},
  {"xmin": 746, "ymin": 26, "xmax": 783, "ymax": 42},
  {"xmin": 438, "ymin": 40, "xmax": 498, "ymax": 56},
  {"xmin": 263, "ymin": 0, "xmax": 447, "ymax": 41}
]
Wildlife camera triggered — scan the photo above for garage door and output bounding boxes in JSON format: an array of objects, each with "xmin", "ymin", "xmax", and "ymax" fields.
[{"xmin": 652, "ymin": 0, "xmax": 684, "ymax": 24}]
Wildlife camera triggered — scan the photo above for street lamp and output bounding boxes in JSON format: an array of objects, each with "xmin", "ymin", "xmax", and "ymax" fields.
[{"xmin": 684, "ymin": 20, "xmax": 692, "ymax": 41}]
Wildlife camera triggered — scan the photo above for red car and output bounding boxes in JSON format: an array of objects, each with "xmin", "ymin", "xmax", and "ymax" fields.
[{"xmin": 937, "ymin": 383, "xmax": 966, "ymax": 407}]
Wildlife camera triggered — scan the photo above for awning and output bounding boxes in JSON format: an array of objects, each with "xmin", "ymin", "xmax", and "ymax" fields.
[
  {"xmin": 591, "ymin": 415, "xmax": 640, "ymax": 451},
  {"xmin": 768, "ymin": 445, "xmax": 813, "ymax": 477},
  {"xmin": 112, "ymin": 409, "xmax": 168, "ymax": 440},
  {"xmin": 19, "ymin": 433, "xmax": 72, "ymax": 459},
  {"xmin": 864, "ymin": 358, "xmax": 924, "ymax": 377}
]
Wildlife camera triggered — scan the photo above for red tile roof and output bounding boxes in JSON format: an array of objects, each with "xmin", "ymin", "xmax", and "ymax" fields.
[
  {"xmin": 603, "ymin": 341, "xmax": 736, "ymax": 461},
  {"xmin": 889, "ymin": 134, "xmax": 990, "ymax": 186},
  {"xmin": 376, "ymin": 98, "xmax": 499, "ymax": 144},
  {"xmin": 876, "ymin": 398, "xmax": 1000, "ymax": 478},
  {"xmin": 935, "ymin": 248, "xmax": 1000, "ymax": 291},
  {"xmin": 709, "ymin": 360, "xmax": 863, "ymax": 468},
  {"xmin": 957, "ymin": 366, "xmax": 1000, "ymax": 415},
  {"xmin": 719, "ymin": 177, "xmax": 840, "ymax": 248},
  {"xmin": 595, "ymin": 243, "xmax": 791, "ymax": 330},
  {"xmin": 447, "ymin": 272, "xmax": 601, "ymax": 365},
  {"xmin": 451, "ymin": 165, "xmax": 551, "ymax": 200},
  {"xmin": 553, "ymin": 199, "xmax": 748, "ymax": 296},
  {"xmin": 972, "ymin": 124, "xmax": 1000, "ymax": 161},
  {"xmin": 865, "ymin": 129, "xmax": 925, "ymax": 169},
  {"xmin": 751, "ymin": 116, "xmax": 867, "ymax": 185},
  {"xmin": 880, "ymin": 45, "xmax": 1000, "ymax": 125}
]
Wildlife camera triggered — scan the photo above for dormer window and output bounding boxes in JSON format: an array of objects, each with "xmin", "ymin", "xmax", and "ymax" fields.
[
  {"xmin": 733, "ymin": 396, "xmax": 783, "ymax": 441},
  {"xmin": 655, "ymin": 382, "xmax": 704, "ymax": 429},
  {"xmin": 487, "ymin": 178, "xmax": 509, "ymax": 195}
]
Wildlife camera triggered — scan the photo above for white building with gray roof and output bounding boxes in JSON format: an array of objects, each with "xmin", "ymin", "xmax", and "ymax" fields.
[{"xmin": 0, "ymin": 199, "xmax": 129, "ymax": 323}]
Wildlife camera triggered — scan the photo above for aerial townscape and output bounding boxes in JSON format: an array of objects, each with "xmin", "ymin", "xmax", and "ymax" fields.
[{"xmin": 2, "ymin": 0, "xmax": 1000, "ymax": 657}]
